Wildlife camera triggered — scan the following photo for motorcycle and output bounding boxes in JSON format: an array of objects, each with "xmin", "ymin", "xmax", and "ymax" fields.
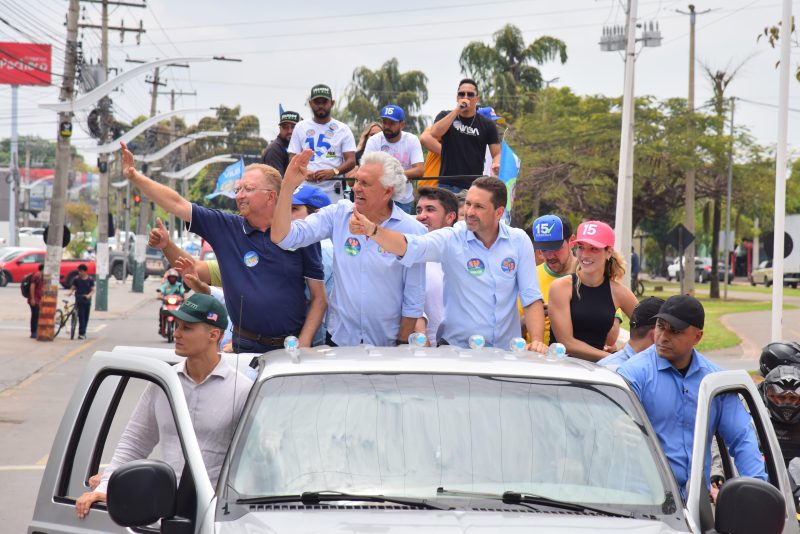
[{"xmin": 159, "ymin": 294, "xmax": 184, "ymax": 343}]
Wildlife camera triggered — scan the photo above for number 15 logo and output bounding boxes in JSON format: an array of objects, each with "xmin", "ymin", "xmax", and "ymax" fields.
[{"xmin": 581, "ymin": 223, "xmax": 598, "ymax": 236}]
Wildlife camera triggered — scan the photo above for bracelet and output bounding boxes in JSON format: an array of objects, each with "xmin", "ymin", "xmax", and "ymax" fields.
[
  {"xmin": 370, "ymin": 224, "xmax": 379, "ymax": 237},
  {"xmin": 395, "ymin": 339, "xmax": 408, "ymax": 346}
]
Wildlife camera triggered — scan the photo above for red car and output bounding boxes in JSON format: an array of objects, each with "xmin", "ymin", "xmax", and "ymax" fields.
[{"xmin": 0, "ymin": 249, "xmax": 97, "ymax": 289}]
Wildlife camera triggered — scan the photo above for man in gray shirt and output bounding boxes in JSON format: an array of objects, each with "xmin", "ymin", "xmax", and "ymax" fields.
[{"xmin": 75, "ymin": 294, "xmax": 252, "ymax": 518}]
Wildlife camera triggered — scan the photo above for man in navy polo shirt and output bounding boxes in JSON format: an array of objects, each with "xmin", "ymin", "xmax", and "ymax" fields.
[{"xmin": 120, "ymin": 141, "xmax": 325, "ymax": 353}]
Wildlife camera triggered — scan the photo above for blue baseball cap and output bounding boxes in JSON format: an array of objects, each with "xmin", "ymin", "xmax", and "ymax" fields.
[
  {"xmin": 380, "ymin": 104, "xmax": 405, "ymax": 122},
  {"xmin": 292, "ymin": 184, "xmax": 331, "ymax": 209},
  {"xmin": 531, "ymin": 214, "xmax": 572, "ymax": 251},
  {"xmin": 477, "ymin": 106, "xmax": 505, "ymax": 124}
]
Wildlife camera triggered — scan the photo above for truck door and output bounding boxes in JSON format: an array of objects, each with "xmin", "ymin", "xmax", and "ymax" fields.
[
  {"xmin": 28, "ymin": 352, "xmax": 212, "ymax": 534},
  {"xmin": 686, "ymin": 370, "xmax": 800, "ymax": 534}
]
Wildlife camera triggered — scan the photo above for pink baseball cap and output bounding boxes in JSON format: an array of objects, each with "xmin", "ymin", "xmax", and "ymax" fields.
[{"xmin": 571, "ymin": 220, "xmax": 615, "ymax": 249}]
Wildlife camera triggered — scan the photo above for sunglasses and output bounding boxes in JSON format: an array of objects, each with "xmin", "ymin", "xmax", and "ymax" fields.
[{"xmin": 457, "ymin": 91, "xmax": 477, "ymax": 98}]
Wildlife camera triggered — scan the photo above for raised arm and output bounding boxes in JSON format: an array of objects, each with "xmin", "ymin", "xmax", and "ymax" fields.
[
  {"xmin": 271, "ymin": 149, "xmax": 313, "ymax": 244},
  {"xmin": 419, "ymin": 127, "xmax": 442, "ymax": 154},
  {"xmin": 149, "ymin": 217, "xmax": 211, "ymax": 284},
  {"xmin": 121, "ymin": 142, "xmax": 192, "ymax": 221}
]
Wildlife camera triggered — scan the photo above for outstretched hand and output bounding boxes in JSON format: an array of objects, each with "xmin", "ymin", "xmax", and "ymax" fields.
[
  {"xmin": 183, "ymin": 273, "xmax": 211, "ymax": 295},
  {"xmin": 148, "ymin": 217, "xmax": 170, "ymax": 249},
  {"xmin": 284, "ymin": 149, "xmax": 313, "ymax": 189},
  {"xmin": 349, "ymin": 206, "xmax": 376, "ymax": 236},
  {"xmin": 120, "ymin": 141, "xmax": 136, "ymax": 180},
  {"xmin": 174, "ymin": 256, "xmax": 198, "ymax": 280}
]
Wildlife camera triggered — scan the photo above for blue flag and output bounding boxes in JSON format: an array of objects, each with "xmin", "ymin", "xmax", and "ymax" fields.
[
  {"xmin": 205, "ymin": 158, "xmax": 243, "ymax": 199},
  {"xmin": 497, "ymin": 139, "xmax": 520, "ymax": 224}
]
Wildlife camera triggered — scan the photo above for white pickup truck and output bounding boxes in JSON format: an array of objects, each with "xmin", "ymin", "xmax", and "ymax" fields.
[{"xmin": 28, "ymin": 344, "xmax": 799, "ymax": 534}]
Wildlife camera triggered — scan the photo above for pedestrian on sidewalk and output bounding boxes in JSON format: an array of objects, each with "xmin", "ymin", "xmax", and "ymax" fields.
[
  {"xmin": 68, "ymin": 264, "xmax": 94, "ymax": 339},
  {"xmin": 27, "ymin": 264, "xmax": 44, "ymax": 338}
]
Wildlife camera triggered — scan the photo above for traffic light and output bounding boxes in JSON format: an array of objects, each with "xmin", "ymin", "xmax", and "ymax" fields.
[{"xmin": 133, "ymin": 194, "xmax": 141, "ymax": 207}]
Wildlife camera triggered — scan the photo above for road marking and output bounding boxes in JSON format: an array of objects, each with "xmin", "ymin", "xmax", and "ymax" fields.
[
  {"xmin": 0, "ymin": 338, "xmax": 98, "ymax": 398},
  {"xmin": 0, "ymin": 465, "xmax": 46, "ymax": 472},
  {"xmin": 93, "ymin": 324, "xmax": 107, "ymax": 332}
]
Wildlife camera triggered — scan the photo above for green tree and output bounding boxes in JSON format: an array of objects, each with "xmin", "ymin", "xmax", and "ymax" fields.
[
  {"xmin": 459, "ymin": 24, "xmax": 567, "ymax": 117},
  {"xmin": 340, "ymin": 58, "xmax": 429, "ymax": 134}
]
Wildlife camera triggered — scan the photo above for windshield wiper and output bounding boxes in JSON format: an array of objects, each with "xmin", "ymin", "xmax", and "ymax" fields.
[
  {"xmin": 502, "ymin": 491, "xmax": 634, "ymax": 518},
  {"xmin": 238, "ymin": 491, "xmax": 451, "ymax": 510}
]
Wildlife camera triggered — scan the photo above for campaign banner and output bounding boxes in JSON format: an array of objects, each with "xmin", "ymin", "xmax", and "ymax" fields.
[
  {"xmin": 0, "ymin": 43, "xmax": 51, "ymax": 86},
  {"xmin": 497, "ymin": 139, "xmax": 520, "ymax": 224},
  {"xmin": 205, "ymin": 158, "xmax": 243, "ymax": 199}
]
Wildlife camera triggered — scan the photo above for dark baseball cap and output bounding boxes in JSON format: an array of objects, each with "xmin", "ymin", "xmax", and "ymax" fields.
[
  {"xmin": 531, "ymin": 214, "xmax": 572, "ymax": 251},
  {"xmin": 654, "ymin": 294, "xmax": 705, "ymax": 330},
  {"xmin": 279, "ymin": 111, "xmax": 300, "ymax": 124},
  {"xmin": 309, "ymin": 84, "xmax": 333, "ymax": 101},
  {"xmin": 168, "ymin": 293, "xmax": 228, "ymax": 330},
  {"xmin": 630, "ymin": 297, "xmax": 666, "ymax": 329}
]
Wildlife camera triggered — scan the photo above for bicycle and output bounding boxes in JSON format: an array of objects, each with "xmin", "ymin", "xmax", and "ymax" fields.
[
  {"xmin": 632, "ymin": 277, "xmax": 646, "ymax": 297},
  {"xmin": 54, "ymin": 299, "xmax": 78, "ymax": 340}
]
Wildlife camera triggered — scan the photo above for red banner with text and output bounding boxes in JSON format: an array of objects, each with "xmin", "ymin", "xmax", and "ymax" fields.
[{"xmin": 0, "ymin": 42, "xmax": 52, "ymax": 86}]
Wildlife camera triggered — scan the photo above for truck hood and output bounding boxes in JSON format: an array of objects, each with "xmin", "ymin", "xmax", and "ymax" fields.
[{"xmin": 217, "ymin": 510, "xmax": 686, "ymax": 533}]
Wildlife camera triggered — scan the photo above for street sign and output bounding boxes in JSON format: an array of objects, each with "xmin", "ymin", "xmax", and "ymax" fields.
[
  {"xmin": 667, "ymin": 223, "xmax": 695, "ymax": 253},
  {"xmin": 43, "ymin": 225, "xmax": 71, "ymax": 247}
]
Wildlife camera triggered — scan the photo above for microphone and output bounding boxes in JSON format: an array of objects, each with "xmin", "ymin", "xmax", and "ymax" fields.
[{"xmin": 459, "ymin": 102, "xmax": 467, "ymax": 110}]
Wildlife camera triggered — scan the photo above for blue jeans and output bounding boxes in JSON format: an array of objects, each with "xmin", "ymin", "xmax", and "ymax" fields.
[{"xmin": 76, "ymin": 298, "xmax": 91, "ymax": 336}]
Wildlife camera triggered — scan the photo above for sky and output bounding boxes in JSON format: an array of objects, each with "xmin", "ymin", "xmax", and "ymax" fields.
[{"xmin": 1, "ymin": 0, "xmax": 799, "ymax": 164}]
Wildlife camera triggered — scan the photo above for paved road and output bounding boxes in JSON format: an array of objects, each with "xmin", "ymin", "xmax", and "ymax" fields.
[{"xmin": 0, "ymin": 278, "xmax": 165, "ymax": 532}]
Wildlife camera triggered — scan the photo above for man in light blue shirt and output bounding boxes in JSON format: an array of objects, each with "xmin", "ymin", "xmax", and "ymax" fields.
[
  {"xmin": 598, "ymin": 296, "xmax": 663, "ymax": 368},
  {"xmin": 349, "ymin": 176, "xmax": 546, "ymax": 351},
  {"xmin": 272, "ymin": 150, "xmax": 426, "ymax": 347},
  {"xmin": 617, "ymin": 295, "xmax": 767, "ymax": 499}
]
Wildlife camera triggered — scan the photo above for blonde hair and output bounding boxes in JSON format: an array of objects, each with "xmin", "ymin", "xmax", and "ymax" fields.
[
  {"xmin": 575, "ymin": 247, "xmax": 627, "ymax": 298},
  {"xmin": 356, "ymin": 122, "xmax": 382, "ymax": 152},
  {"xmin": 244, "ymin": 163, "xmax": 282, "ymax": 194}
]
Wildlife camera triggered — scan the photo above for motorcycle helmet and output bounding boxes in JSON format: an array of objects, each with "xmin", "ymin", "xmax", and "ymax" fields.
[
  {"xmin": 166, "ymin": 268, "xmax": 179, "ymax": 278},
  {"xmin": 759, "ymin": 341, "xmax": 800, "ymax": 376},
  {"xmin": 762, "ymin": 365, "xmax": 800, "ymax": 425}
]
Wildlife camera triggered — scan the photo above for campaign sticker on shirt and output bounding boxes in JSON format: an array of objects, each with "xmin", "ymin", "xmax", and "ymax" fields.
[
  {"xmin": 243, "ymin": 251, "xmax": 259, "ymax": 268},
  {"xmin": 501, "ymin": 257, "xmax": 516, "ymax": 273},
  {"xmin": 344, "ymin": 237, "xmax": 362, "ymax": 256},
  {"xmin": 467, "ymin": 258, "xmax": 485, "ymax": 276},
  {"xmin": 305, "ymin": 129, "xmax": 315, "ymax": 137}
]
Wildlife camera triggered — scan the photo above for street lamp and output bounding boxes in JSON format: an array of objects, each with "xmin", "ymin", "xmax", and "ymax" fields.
[
  {"xmin": 134, "ymin": 131, "xmax": 227, "ymax": 163},
  {"xmin": 598, "ymin": 1, "xmax": 663, "ymax": 287}
]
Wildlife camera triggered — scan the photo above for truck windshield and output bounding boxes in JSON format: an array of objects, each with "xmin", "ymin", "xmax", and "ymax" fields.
[{"xmin": 227, "ymin": 373, "xmax": 673, "ymax": 515}]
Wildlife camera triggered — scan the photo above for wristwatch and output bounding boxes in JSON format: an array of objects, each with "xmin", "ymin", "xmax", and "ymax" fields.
[{"xmin": 333, "ymin": 167, "xmax": 340, "ymax": 176}]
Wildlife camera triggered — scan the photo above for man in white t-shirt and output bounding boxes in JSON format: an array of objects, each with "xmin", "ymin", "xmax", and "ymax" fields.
[
  {"xmin": 288, "ymin": 84, "xmax": 357, "ymax": 202},
  {"xmin": 414, "ymin": 186, "xmax": 458, "ymax": 345},
  {"xmin": 363, "ymin": 104, "xmax": 423, "ymax": 213}
]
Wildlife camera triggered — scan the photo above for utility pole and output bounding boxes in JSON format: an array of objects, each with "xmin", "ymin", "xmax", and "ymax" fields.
[
  {"xmin": 79, "ymin": 0, "xmax": 145, "ymax": 309},
  {"xmin": 8, "ymin": 84, "xmax": 19, "ymax": 247},
  {"xmin": 723, "ymin": 97, "xmax": 735, "ymax": 300},
  {"xmin": 38, "ymin": 0, "xmax": 80, "ymax": 341},
  {"xmin": 131, "ymin": 66, "xmax": 165, "ymax": 292},
  {"xmin": 677, "ymin": 4, "xmax": 711, "ymax": 295}
]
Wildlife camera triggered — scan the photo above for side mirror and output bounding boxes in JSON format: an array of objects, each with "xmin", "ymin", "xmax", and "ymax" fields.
[
  {"xmin": 107, "ymin": 459, "xmax": 177, "ymax": 527},
  {"xmin": 715, "ymin": 477, "xmax": 786, "ymax": 534}
]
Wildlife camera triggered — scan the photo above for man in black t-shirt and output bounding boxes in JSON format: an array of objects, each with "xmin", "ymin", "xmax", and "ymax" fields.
[
  {"xmin": 429, "ymin": 78, "xmax": 500, "ymax": 192},
  {"xmin": 261, "ymin": 110, "xmax": 301, "ymax": 175},
  {"xmin": 69, "ymin": 263, "xmax": 95, "ymax": 339}
]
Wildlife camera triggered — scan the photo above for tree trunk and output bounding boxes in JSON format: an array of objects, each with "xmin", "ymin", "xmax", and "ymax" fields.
[{"xmin": 710, "ymin": 194, "xmax": 722, "ymax": 299}]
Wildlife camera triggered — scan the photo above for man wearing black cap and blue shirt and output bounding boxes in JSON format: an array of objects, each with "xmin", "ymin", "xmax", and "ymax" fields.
[
  {"xmin": 288, "ymin": 84, "xmax": 356, "ymax": 202},
  {"xmin": 262, "ymin": 110, "xmax": 301, "ymax": 175},
  {"xmin": 617, "ymin": 294, "xmax": 767, "ymax": 499},
  {"xmin": 363, "ymin": 104, "xmax": 423, "ymax": 213},
  {"xmin": 598, "ymin": 296, "xmax": 664, "ymax": 367},
  {"xmin": 529, "ymin": 214, "xmax": 575, "ymax": 344},
  {"xmin": 75, "ymin": 293, "xmax": 252, "ymax": 518}
]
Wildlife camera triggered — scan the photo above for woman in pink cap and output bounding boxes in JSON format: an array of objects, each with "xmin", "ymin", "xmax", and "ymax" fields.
[{"xmin": 548, "ymin": 220, "xmax": 638, "ymax": 362}]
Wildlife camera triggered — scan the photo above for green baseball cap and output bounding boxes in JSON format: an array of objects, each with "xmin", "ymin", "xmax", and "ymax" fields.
[
  {"xmin": 279, "ymin": 110, "xmax": 301, "ymax": 124},
  {"xmin": 309, "ymin": 84, "xmax": 333, "ymax": 101},
  {"xmin": 168, "ymin": 293, "xmax": 228, "ymax": 330}
]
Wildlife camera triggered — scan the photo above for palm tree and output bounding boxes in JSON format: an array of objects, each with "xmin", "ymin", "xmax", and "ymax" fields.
[
  {"xmin": 459, "ymin": 24, "xmax": 567, "ymax": 117},
  {"xmin": 340, "ymin": 58, "xmax": 429, "ymax": 134}
]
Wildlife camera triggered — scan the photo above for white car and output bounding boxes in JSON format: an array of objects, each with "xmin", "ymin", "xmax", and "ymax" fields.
[{"xmin": 29, "ymin": 344, "xmax": 796, "ymax": 534}]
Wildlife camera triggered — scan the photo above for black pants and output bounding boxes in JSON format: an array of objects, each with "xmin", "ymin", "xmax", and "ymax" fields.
[
  {"xmin": 29, "ymin": 303, "xmax": 39, "ymax": 337},
  {"xmin": 76, "ymin": 299, "xmax": 91, "ymax": 336}
]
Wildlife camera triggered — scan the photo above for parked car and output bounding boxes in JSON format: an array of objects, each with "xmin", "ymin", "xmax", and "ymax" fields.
[
  {"xmin": 109, "ymin": 240, "xmax": 168, "ymax": 280},
  {"xmin": 28, "ymin": 344, "xmax": 797, "ymax": 534},
  {"xmin": 749, "ymin": 259, "xmax": 800, "ymax": 288},
  {"xmin": 695, "ymin": 257, "xmax": 735, "ymax": 283},
  {"xmin": 0, "ymin": 249, "xmax": 96, "ymax": 288},
  {"xmin": 666, "ymin": 257, "xmax": 701, "ymax": 281}
]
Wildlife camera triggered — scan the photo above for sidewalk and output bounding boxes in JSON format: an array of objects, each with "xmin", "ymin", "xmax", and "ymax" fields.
[{"xmin": 0, "ymin": 278, "xmax": 161, "ymax": 395}]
